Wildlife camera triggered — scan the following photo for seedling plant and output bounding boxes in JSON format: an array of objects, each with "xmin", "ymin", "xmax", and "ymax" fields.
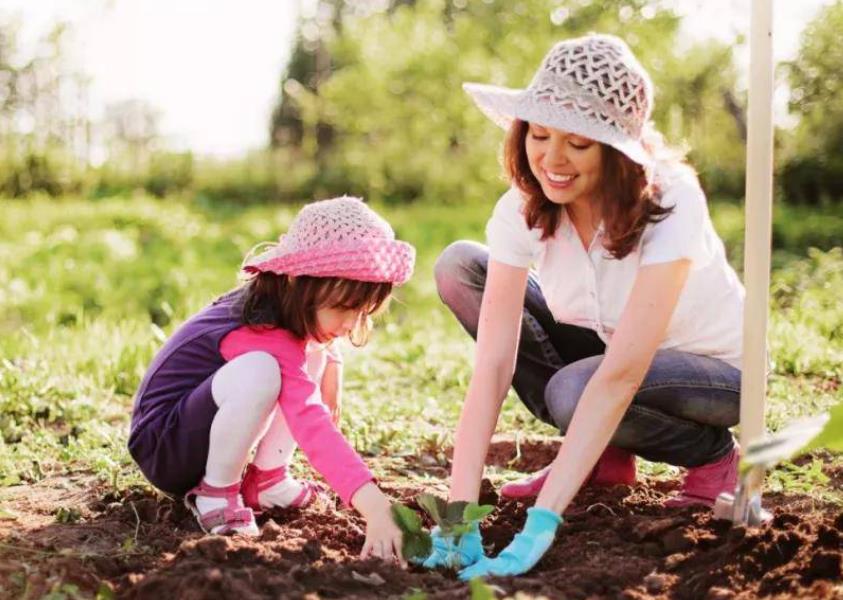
[{"xmin": 391, "ymin": 493, "xmax": 494, "ymax": 565}]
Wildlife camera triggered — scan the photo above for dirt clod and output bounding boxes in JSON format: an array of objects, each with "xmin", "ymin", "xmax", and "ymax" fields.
[
  {"xmin": 706, "ymin": 586, "xmax": 735, "ymax": 599},
  {"xmin": 661, "ymin": 526, "xmax": 695, "ymax": 554},
  {"xmin": 643, "ymin": 572, "xmax": 668, "ymax": 593}
]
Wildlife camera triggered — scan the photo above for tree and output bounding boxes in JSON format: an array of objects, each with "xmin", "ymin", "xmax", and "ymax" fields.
[
  {"xmin": 273, "ymin": 0, "xmax": 745, "ymax": 203},
  {"xmin": 0, "ymin": 17, "xmax": 92, "ymax": 196},
  {"xmin": 269, "ymin": 0, "xmax": 416, "ymax": 178},
  {"xmin": 780, "ymin": 0, "xmax": 843, "ymax": 203}
]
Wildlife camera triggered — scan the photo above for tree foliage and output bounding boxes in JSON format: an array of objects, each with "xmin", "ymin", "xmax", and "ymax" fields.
[
  {"xmin": 781, "ymin": 0, "xmax": 843, "ymax": 204},
  {"xmin": 0, "ymin": 18, "xmax": 91, "ymax": 196},
  {"xmin": 274, "ymin": 0, "xmax": 746, "ymax": 204}
]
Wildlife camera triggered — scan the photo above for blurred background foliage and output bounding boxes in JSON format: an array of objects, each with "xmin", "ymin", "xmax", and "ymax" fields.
[
  {"xmin": 0, "ymin": 0, "xmax": 840, "ymax": 496},
  {"xmin": 0, "ymin": 0, "xmax": 841, "ymax": 207}
]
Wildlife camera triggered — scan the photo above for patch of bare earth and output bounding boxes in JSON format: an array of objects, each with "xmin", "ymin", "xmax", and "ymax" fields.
[{"xmin": 1, "ymin": 438, "xmax": 841, "ymax": 599}]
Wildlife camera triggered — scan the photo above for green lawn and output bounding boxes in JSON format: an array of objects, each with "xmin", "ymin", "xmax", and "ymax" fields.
[{"xmin": 0, "ymin": 194, "xmax": 841, "ymax": 498}]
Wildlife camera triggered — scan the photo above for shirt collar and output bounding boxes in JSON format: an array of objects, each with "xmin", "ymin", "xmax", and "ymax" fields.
[{"xmin": 558, "ymin": 211, "xmax": 605, "ymax": 240}]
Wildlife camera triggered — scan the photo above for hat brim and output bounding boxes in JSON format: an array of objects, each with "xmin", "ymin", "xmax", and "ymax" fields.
[
  {"xmin": 243, "ymin": 239, "xmax": 416, "ymax": 286},
  {"xmin": 463, "ymin": 82, "xmax": 652, "ymax": 167}
]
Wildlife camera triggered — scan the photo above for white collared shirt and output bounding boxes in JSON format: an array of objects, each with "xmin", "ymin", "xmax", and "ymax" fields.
[{"xmin": 486, "ymin": 165, "xmax": 744, "ymax": 369}]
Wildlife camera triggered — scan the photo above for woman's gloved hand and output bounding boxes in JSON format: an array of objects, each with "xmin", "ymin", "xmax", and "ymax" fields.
[
  {"xmin": 419, "ymin": 523, "xmax": 485, "ymax": 569},
  {"xmin": 458, "ymin": 507, "xmax": 562, "ymax": 580}
]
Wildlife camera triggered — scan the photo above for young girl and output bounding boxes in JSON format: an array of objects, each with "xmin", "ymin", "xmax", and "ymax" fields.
[
  {"xmin": 128, "ymin": 196, "xmax": 415, "ymax": 563},
  {"xmin": 425, "ymin": 34, "xmax": 745, "ymax": 578}
]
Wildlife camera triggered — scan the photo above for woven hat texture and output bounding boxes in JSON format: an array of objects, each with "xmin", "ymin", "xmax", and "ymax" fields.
[
  {"xmin": 463, "ymin": 33, "xmax": 654, "ymax": 165},
  {"xmin": 243, "ymin": 196, "xmax": 415, "ymax": 285}
]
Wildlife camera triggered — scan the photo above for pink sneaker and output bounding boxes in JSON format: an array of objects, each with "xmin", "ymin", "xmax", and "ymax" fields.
[
  {"xmin": 589, "ymin": 445, "xmax": 638, "ymax": 487},
  {"xmin": 664, "ymin": 446, "xmax": 740, "ymax": 508},
  {"xmin": 500, "ymin": 446, "xmax": 637, "ymax": 499},
  {"xmin": 241, "ymin": 464, "xmax": 319, "ymax": 512},
  {"xmin": 499, "ymin": 464, "xmax": 552, "ymax": 499}
]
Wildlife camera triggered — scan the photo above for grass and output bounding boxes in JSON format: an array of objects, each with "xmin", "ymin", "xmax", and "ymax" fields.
[{"xmin": 0, "ymin": 193, "xmax": 841, "ymax": 500}]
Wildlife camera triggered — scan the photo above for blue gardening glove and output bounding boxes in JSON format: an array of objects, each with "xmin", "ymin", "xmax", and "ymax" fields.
[
  {"xmin": 458, "ymin": 507, "xmax": 562, "ymax": 580},
  {"xmin": 419, "ymin": 523, "xmax": 485, "ymax": 569}
]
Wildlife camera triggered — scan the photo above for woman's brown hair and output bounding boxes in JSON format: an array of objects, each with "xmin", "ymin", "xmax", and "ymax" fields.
[
  {"xmin": 237, "ymin": 273, "xmax": 393, "ymax": 347},
  {"xmin": 503, "ymin": 119, "xmax": 685, "ymax": 259}
]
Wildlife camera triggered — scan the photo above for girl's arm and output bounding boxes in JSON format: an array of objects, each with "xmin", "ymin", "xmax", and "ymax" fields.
[
  {"xmin": 321, "ymin": 356, "xmax": 342, "ymax": 425},
  {"xmin": 351, "ymin": 481, "xmax": 405, "ymax": 564},
  {"xmin": 449, "ymin": 259, "xmax": 530, "ymax": 502},
  {"xmin": 534, "ymin": 259, "xmax": 691, "ymax": 514},
  {"xmin": 220, "ymin": 328, "xmax": 372, "ymax": 506},
  {"xmin": 221, "ymin": 328, "xmax": 403, "ymax": 563}
]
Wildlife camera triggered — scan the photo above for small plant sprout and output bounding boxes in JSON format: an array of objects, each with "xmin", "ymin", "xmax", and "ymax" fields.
[
  {"xmin": 391, "ymin": 493, "xmax": 494, "ymax": 565},
  {"xmin": 391, "ymin": 502, "xmax": 432, "ymax": 562},
  {"xmin": 416, "ymin": 493, "xmax": 494, "ymax": 541}
]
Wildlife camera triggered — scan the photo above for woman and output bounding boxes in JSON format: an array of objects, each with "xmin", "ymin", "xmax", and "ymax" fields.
[{"xmin": 425, "ymin": 34, "xmax": 744, "ymax": 578}]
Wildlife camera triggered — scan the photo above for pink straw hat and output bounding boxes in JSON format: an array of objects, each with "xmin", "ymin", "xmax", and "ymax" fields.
[{"xmin": 242, "ymin": 196, "xmax": 415, "ymax": 285}]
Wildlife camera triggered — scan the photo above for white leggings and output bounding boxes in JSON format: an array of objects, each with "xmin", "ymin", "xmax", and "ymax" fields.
[{"xmin": 203, "ymin": 351, "xmax": 297, "ymax": 487}]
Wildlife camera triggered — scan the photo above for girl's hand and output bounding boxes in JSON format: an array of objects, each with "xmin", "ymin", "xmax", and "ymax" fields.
[
  {"xmin": 351, "ymin": 482, "xmax": 405, "ymax": 566},
  {"xmin": 360, "ymin": 505, "xmax": 405, "ymax": 565},
  {"xmin": 324, "ymin": 393, "xmax": 342, "ymax": 426}
]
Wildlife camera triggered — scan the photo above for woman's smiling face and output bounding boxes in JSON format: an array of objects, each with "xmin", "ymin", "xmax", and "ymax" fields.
[{"xmin": 524, "ymin": 123, "xmax": 604, "ymax": 206}]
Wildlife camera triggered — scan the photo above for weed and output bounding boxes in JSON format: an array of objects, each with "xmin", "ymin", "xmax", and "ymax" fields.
[{"xmin": 54, "ymin": 506, "xmax": 82, "ymax": 524}]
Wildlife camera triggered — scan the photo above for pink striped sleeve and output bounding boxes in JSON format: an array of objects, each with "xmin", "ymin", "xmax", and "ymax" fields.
[{"xmin": 219, "ymin": 326, "xmax": 373, "ymax": 505}]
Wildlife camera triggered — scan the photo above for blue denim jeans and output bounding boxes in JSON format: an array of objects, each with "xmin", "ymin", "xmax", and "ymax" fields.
[{"xmin": 434, "ymin": 240, "xmax": 740, "ymax": 468}]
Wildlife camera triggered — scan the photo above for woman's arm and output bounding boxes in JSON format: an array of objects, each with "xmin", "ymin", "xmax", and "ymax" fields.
[
  {"xmin": 449, "ymin": 259, "xmax": 530, "ymax": 502},
  {"xmin": 535, "ymin": 259, "xmax": 691, "ymax": 514}
]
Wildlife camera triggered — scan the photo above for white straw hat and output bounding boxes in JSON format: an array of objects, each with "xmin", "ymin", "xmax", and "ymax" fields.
[{"xmin": 463, "ymin": 33, "xmax": 654, "ymax": 166}]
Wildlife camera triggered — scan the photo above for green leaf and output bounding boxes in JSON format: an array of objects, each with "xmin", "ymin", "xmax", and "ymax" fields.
[
  {"xmin": 742, "ymin": 413, "xmax": 830, "ymax": 471},
  {"xmin": 450, "ymin": 523, "xmax": 472, "ymax": 538},
  {"xmin": 391, "ymin": 503, "xmax": 422, "ymax": 535},
  {"xmin": 417, "ymin": 493, "xmax": 447, "ymax": 526},
  {"xmin": 469, "ymin": 577, "xmax": 498, "ymax": 600},
  {"xmin": 804, "ymin": 402, "xmax": 843, "ymax": 453},
  {"xmin": 54, "ymin": 506, "xmax": 82, "ymax": 524},
  {"xmin": 392, "ymin": 502, "xmax": 433, "ymax": 561},
  {"xmin": 444, "ymin": 501, "xmax": 469, "ymax": 526},
  {"xmin": 402, "ymin": 530, "xmax": 433, "ymax": 562},
  {"xmin": 95, "ymin": 583, "xmax": 116, "ymax": 600},
  {"xmin": 463, "ymin": 503, "xmax": 494, "ymax": 524}
]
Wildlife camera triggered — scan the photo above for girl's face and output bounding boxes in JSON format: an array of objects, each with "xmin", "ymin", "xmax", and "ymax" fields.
[
  {"xmin": 314, "ymin": 306, "xmax": 364, "ymax": 343},
  {"xmin": 524, "ymin": 123, "xmax": 604, "ymax": 206}
]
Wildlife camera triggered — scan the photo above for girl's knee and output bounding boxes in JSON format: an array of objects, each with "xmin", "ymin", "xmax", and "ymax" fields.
[
  {"xmin": 212, "ymin": 351, "xmax": 281, "ymax": 410},
  {"xmin": 235, "ymin": 351, "xmax": 281, "ymax": 396}
]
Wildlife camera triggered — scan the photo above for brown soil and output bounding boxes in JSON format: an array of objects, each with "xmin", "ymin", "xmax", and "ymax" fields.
[{"xmin": 1, "ymin": 439, "xmax": 841, "ymax": 599}]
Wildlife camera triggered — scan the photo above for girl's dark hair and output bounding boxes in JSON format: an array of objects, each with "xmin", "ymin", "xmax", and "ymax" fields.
[
  {"xmin": 237, "ymin": 273, "xmax": 393, "ymax": 346},
  {"xmin": 503, "ymin": 119, "xmax": 686, "ymax": 259}
]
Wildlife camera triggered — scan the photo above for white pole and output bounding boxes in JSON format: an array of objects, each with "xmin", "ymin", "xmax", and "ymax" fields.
[{"xmin": 740, "ymin": 0, "xmax": 775, "ymax": 501}]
